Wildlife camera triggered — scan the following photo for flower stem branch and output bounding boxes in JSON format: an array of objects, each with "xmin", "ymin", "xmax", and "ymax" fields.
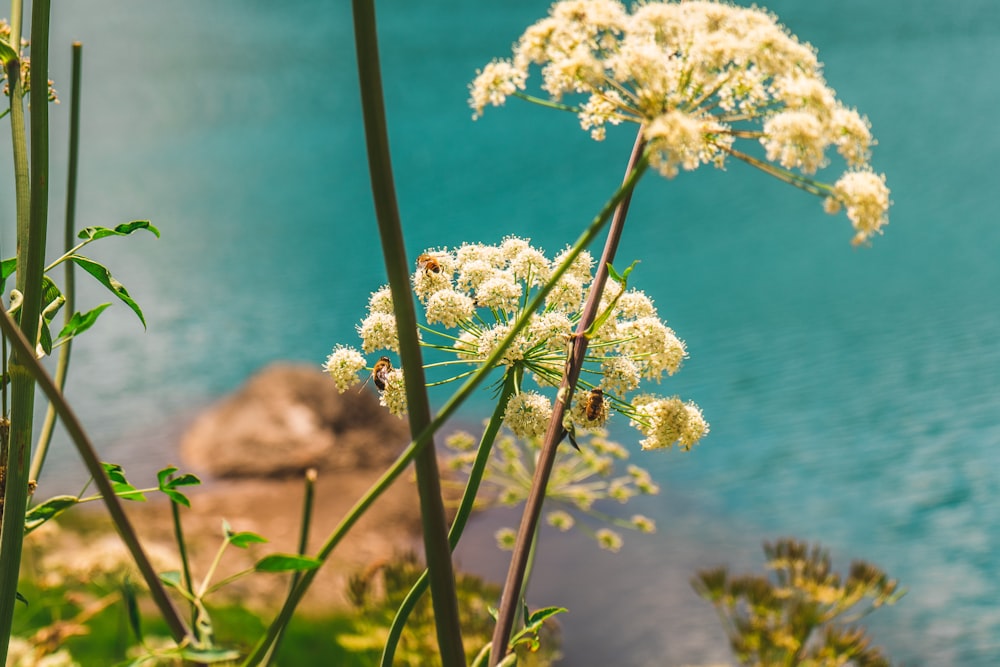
[
  {"xmin": 380, "ymin": 371, "xmax": 519, "ymax": 666},
  {"xmin": 490, "ymin": 130, "xmax": 648, "ymax": 664}
]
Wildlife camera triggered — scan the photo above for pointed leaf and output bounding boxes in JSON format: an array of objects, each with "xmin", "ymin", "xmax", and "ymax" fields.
[
  {"xmin": 103, "ymin": 462, "xmax": 129, "ymax": 484},
  {"xmin": 157, "ymin": 466, "xmax": 179, "ymax": 488},
  {"xmin": 24, "ymin": 495, "xmax": 79, "ymax": 533},
  {"xmin": 39, "ymin": 320, "xmax": 53, "ymax": 356},
  {"xmin": 77, "ymin": 220, "xmax": 160, "ymax": 241},
  {"xmin": 527, "ymin": 605, "xmax": 568, "ymax": 627},
  {"xmin": 228, "ymin": 530, "xmax": 268, "ymax": 549},
  {"xmin": 162, "ymin": 488, "xmax": 191, "ymax": 508},
  {"xmin": 0, "ymin": 257, "xmax": 16, "ymax": 294},
  {"xmin": 56, "ymin": 303, "xmax": 112, "ymax": 340},
  {"xmin": 0, "ymin": 38, "xmax": 16, "ymax": 66},
  {"xmin": 69, "ymin": 255, "xmax": 147, "ymax": 328},
  {"xmin": 165, "ymin": 474, "xmax": 201, "ymax": 490},
  {"xmin": 254, "ymin": 553, "xmax": 322, "ymax": 573},
  {"xmin": 15, "ymin": 591, "xmax": 28, "ymax": 607}
]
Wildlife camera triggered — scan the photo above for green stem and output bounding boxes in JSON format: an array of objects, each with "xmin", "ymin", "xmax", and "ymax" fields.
[
  {"xmin": 0, "ymin": 1, "xmax": 49, "ymax": 659},
  {"xmin": 170, "ymin": 479, "xmax": 197, "ymax": 628},
  {"xmin": 242, "ymin": 145, "xmax": 637, "ymax": 667},
  {"xmin": 351, "ymin": 1, "xmax": 463, "ymax": 662},
  {"xmin": 380, "ymin": 371, "xmax": 519, "ymax": 666},
  {"xmin": 31, "ymin": 41, "xmax": 83, "ymax": 482},
  {"xmin": 0, "ymin": 308, "xmax": 191, "ymax": 643},
  {"xmin": 264, "ymin": 468, "xmax": 317, "ymax": 666},
  {"xmin": 489, "ymin": 130, "xmax": 648, "ymax": 664}
]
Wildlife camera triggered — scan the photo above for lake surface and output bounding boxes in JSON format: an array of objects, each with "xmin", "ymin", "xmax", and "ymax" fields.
[{"xmin": 2, "ymin": 1, "xmax": 998, "ymax": 664}]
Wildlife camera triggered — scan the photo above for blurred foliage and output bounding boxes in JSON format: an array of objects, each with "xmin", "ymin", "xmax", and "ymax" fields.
[
  {"xmin": 342, "ymin": 551, "xmax": 560, "ymax": 666},
  {"xmin": 693, "ymin": 538, "xmax": 905, "ymax": 667}
]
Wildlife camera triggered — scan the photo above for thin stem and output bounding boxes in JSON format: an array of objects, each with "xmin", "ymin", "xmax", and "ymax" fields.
[
  {"xmin": 351, "ymin": 0, "xmax": 463, "ymax": 662},
  {"xmin": 242, "ymin": 148, "xmax": 637, "ymax": 667},
  {"xmin": 489, "ymin": 129, "xmax": 648, "ymax": 664},
  {"xmin": 31, "ymin": 42, "xmax": 83, "ymax": 481},
  {"xmin": 170, "ymin": 480, "xmax": 197, "ymax": 628},
  {"xmin": 380, "ymin": 371, "xmax": 519, "ymax": 666},
  {"xmin": 0, "ymin": 307, "xmax": 191, "ymax": 643},
  {"xmin": 0, "ymin": 1, "xmax": 51, "ymax": 658},
  {"xmin": 264, "ymin": 468, "xmax": 317, "ymax": 666}
]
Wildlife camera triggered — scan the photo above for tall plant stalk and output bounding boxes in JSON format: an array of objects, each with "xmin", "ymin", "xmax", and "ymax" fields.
[
  {"xmin": 490, "ymin": 131, "xmax": 648, "ymax": 664},
  {"xmin": 351, "ymin": 0, "xmax": 464, "ymax": 662},
  {"xmin": 31, "ymin": 41, "xmax": 83, "ymax": 481},
  {"xmin": 0, "ymin": 1, "xmax": 52, "ymax": 659}
]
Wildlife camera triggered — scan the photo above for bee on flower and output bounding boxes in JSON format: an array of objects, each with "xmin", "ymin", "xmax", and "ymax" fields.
[{"xmin": 469, "ymin": 0, "xmax": 891, "ymax": 245}]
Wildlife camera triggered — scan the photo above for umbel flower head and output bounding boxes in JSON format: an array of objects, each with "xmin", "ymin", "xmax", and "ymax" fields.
[
  {"xmin": 324, "ymin": 237, "xmax": 708, "ymax": 453},
  {"xmin": 445, "ymin": 428, "xmax": 660, "ymax": 553},
  {"xmin": 469, "ymin": 0, "xmax": 890, "ymax": 245}
]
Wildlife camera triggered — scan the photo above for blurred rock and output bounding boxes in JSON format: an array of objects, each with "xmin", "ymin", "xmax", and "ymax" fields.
[{"xmin": 180, "ymin": 362, "xmax": 410, "ymax": 478}]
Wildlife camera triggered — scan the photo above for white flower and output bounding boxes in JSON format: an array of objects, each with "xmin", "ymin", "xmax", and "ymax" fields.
[
  {"xmin": 503, "ymin": 391, "xmax": 554, "ymax": 440},
  {"xmin": 630, "ymin": 395, "xmax": 709, "ymax": 451},
  {"xmin": 357, "ymin": 311, "xmax": 399, "ymax": 353},
  {"xmin": 425, "ymin": 289, "xmax": 475, "ymax": 328},
  {"xmin": 600, "ymin": 355, "xmax": 641, "ymax": 394},
  {"xmin": 831, "ymin": 170, "xmax": 891, "ymax": 245},
  {"xmin": 378, "ymin": 368, "xmax": 408, "ymax": 418},
  {"xmin": 323, "ymin": 345, "xmax": 367, "ymax": 393},
  {"xmin": 367, "ymin": 285, "xmax": 394, "ymax": 314},
  {"xmin": 595, "ymin": 528, "xmax": 623, "ymax": 553},
  {"xmin": 615, "ymin": 316, "xmax": 686, "ymax": 379},
  {"xmin": 475, "ymin": 272, "xmax": 523, "ymax": 312}
]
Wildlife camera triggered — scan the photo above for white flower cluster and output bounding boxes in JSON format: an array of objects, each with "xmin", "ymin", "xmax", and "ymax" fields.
[
  {"xmin": 325, "ymin": 236, "xmax": 707, "ymax": 450},
  {"xmin": 469, "ymin": 0, "xmax": 890, "ymax": 244}
]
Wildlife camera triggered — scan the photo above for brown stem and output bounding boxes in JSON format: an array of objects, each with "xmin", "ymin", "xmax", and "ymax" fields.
[{"xmin": 489, "ymin": 129, "xmax": 647, "ymax": 664}]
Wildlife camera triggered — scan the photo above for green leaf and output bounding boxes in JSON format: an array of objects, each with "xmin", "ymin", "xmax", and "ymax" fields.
[
  {"xmin": 69, "ymin": 254, "xmax": 147, "ymax": 328},
  {"xmin": 39, "ymin": 321, "xmax": 53, "ymax": 356},
  {"xmin": 254, "ymin": 553, "xmax": 322, "ymax": 573},
  {"xmin": 527, "ymin": 605, "xmax": 568, "ymax": 627},
  {"xmin": 178, "ymin": 647, "xmax": 241, "ymax": 663},
  {"xmin": 24, "ymin": 495, "xmax": 79, "ymax": 533},
  {"xmin": 228, "ymin": 530, "xmax": 268, "ymax": 549},
  {"xmin": 0, "ymin": 38, "xmax": 16, "ymax": 67},
  {"xmin": 162, "ymin": 489, "xmax": 191, "ymax": 508},
  {"xmin": 77, "ymin": 220, "xmax": 160, "ymax": 241},
  {"xmin": 159, "ymin": 570, "xmax": 183, "ymax": 589},
  {"xmin": 0, "ymin": 257, "xmax": 16, "ymax": 294},
  {"xmin": 15, "ymin": 591, "xmax": 28, "ymax": 607},
  {"xmin": 157, "ymin": 466, "xmax": 179, "ymax": 488},
  {"xmin": 102, "ymin": 463, "xmax": 146, "ymax": 501},
  {"xmin": 56, "ymin": 303, "xmax": 112, "ymax": 341},
  {"xmin": 166, "ymin": 474, "xmax": 201, "ymax": 490}
]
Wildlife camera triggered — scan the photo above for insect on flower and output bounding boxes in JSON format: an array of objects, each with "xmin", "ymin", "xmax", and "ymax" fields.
[
  {"xmin": 359, "ymin": 356, "xmax": 394, "ymax": 392},
  {"xmin": 585, "ymin": 388, "xmax": 605, "ymax": 422},
  {"xmin": 416, "ymin": 253, "xmax": 442, "ymax": 274}
]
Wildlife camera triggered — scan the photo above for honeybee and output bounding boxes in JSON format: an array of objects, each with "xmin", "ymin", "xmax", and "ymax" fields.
[
  {"xmin": 584, "ymin": 388, "xmax": 605, "ymax": 422},
  {"xmin": 360, "ymin": 356, "xmax": 393, "ymax": 392},
  {"xmin": 416, "ymin": 253, "xmax": 442, "ymax": 274}
]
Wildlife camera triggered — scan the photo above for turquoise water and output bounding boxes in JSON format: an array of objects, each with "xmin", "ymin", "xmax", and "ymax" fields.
[{"xmin": 3, "ymin": 0, "xmax": 998, "ymax": 664}]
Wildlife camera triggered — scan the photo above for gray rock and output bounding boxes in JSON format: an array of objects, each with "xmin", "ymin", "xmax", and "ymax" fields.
[{"xmin": 180, "ymin": 363, "xmax": 410, "ymax": 478}]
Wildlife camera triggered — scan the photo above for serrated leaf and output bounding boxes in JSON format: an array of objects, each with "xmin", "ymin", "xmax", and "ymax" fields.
[
  {"xmin": 178, "ymin": 647, "xmax": 241, "ymax": 663},
  {"xmin": 77, "ymin": 220, "xmax": 160, "ymax": 241},
  {"xmin": 24, "ymin": 495, "xmax": 79, "ymax": 533},
  {"xmin": 159, "ymin": 570, "xmax": 183, "ymax": 589},
  {"xmin": 56, "ymin": 303, "xmax": 112, "ymax": 340},
  {"xmin": 228, "ymin": 531, "xmax": 268, "ymax": 549},
  {"xmin": 254, "ymin": 553, "xmax": 322, "ymax": 573},
  {"xmin": 0, "ymin": 39, "xmax": 16, "ymax": 67},
  {"xmin": 69, "ymin": 255, "xmax": 146, "ymax": 328}
]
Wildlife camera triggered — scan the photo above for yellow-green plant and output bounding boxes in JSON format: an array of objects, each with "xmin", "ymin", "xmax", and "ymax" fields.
[{"xmin": 693, "ymin": 538, "xmax": 905, "ymax": 666}]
